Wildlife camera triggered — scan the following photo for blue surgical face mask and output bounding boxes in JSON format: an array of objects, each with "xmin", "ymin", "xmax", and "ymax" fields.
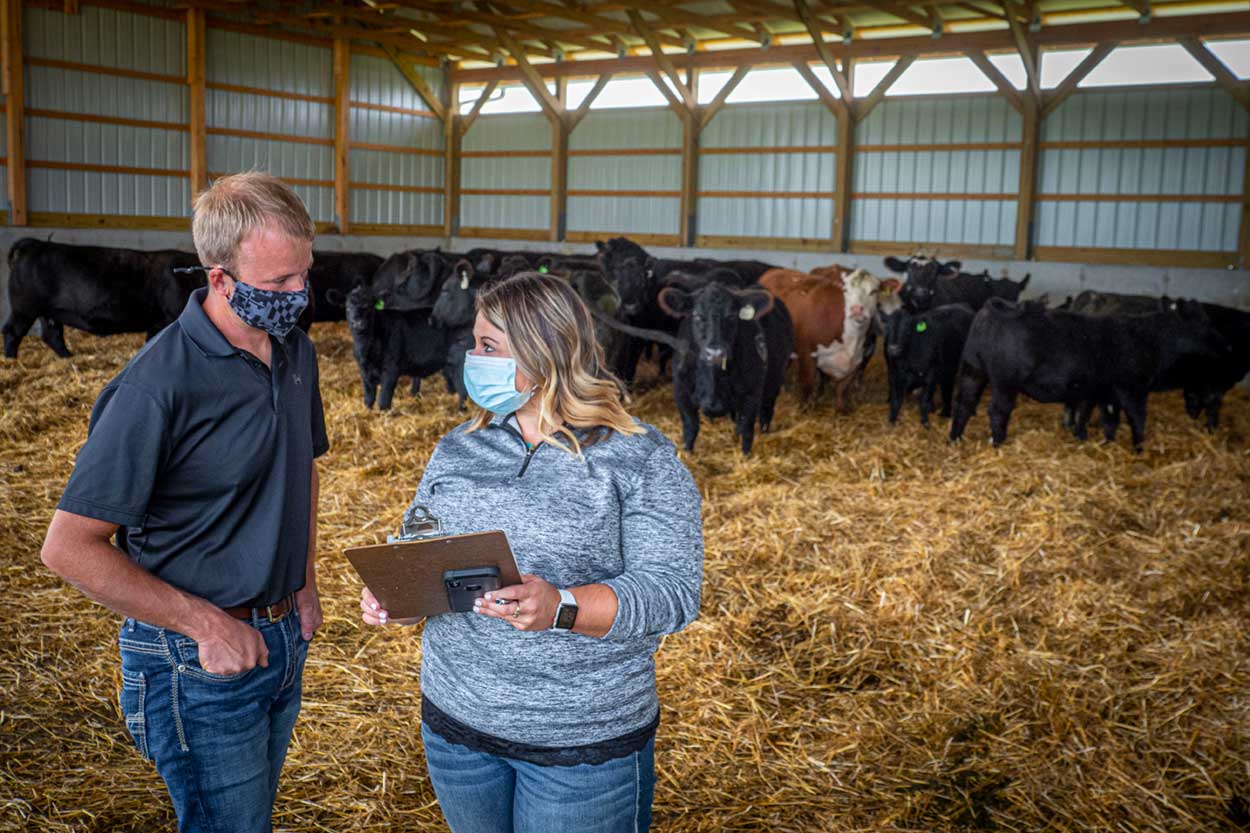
[
  {"xmin": 463, "ymin": 352, "xmax": 533, "ymax": 415},
  {"xmin": 228, "ymin": 276, "xmax": 309, "ymax": 339}
]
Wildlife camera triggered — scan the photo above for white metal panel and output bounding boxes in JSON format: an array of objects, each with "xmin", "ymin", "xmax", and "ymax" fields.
[
  {"xmin": 25, "ymin": 5, "xmax": 184, "ymax": 76},
  {"xmin": 207, "ymin": 89, "xmax": 333, "ymax": 139},
  {"xmin": 349, "ymin": 108, "xmax": 443, "ymax": 150},
  {"xmin": 460, "ymin": 157, "xmax": 551, "ymax": 190},
  {"xmin": 701, "ymin": 102, "xmax": 837, "ymax": 148},
  {"xmin": 701, "ymin": 151, "xmax": 835, "ymax": 193},
  {"xmin": 349, "ymin": 190, "xmax": 442, "ymax": 227},
  {"xmin": 28, "ymin": 117, "xmax": 188, "ymax": 170},
  {"xmin": 852, "ymin": 198, "xmax": 1017, "ymax": 246},
  {"xmin": 569, "ymin": 108, "xmax": 681, "ymax": 150},
  {"xmin": 350, "ymin": 53, "xmax": 444, "ymax": 114},
  {"xmin": 567, "ymin": 197, "xmax": 679, "ymax": 235},
  {"xmin": 462, "ymin": 114, "xmax": 551, "ymax": 152},
  {"xmin": 28, "ymin": 169, "xmax": 191, "ymax": 216},
  {"xmin": 568, "ymin": 155, "xmax": 680, "ymax": 191},
  {"xmin": 205, "ymin": 29, "xmax": 332, "ymax": 98},
  {"xmin": 856, "ymin": 150, "xmax": 1020, "ymax": 194},
  {"xmin": 460, "ymin": 195, "xmax": 549, "ymax": 230},
  {"xmin": 857, "ymin": 95, "xmax": 1022, "ymax": 144},
  {"xmin": 206, "ymin": 136, "xmax": 334, "ymax": 222},
  {"xmin": 698, "ymin": 197, "xmax": 833, "ymax": 240},
  {"xmin": 26, "ymin": 65, "xmax": 187, "ymax": 123}
]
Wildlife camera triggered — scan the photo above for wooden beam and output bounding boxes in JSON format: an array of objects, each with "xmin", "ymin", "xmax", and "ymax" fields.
[
  {"xmin": 566, "ymin": 73, "xmax": 611, "ymax": 133},
  {"xmin": 1240, "ymin": 131, "xmax": 1250, "ymax": 270},
  {"xmin": 333, "ymin": 38, "xmax": 350, "ymax": 234},
  {"xmin": 3, "ymin": 0, "xmax": 25, "ymax": 226},
  {"xmin": 794, "ymin": 0, "xmax": 853, "ymax": 106},
  {"xmin": 381, "ymin": 44, "xmax": 446, "ymax": 121},
  {"xmin": 443, "ymin": 81, "xmax": 460, "ymax": 237},
  {"xmin": 1041, "ymin": 41, "xmax": 1117, "ymax": 118},
  {"xmin": 1014, "ymin": 95, "xmax": 1039, "ymax": 260},
  {"xmin": 1004, "ymin": 0, "xmax": 1041, "ymax": 102},
  {"xmin": 1179, "ymin": 37, "xmax": 1250, "ymax": 113},
  {"xmin": 964, "ymin": 49, "xmax": 1023, "ymax": 113},
  {"xmin": 680, "ymin": 110, "xmax": 699, "ymax": 247},
  {"xmin": 550, "ymin": 115, "xmax": 568, "ymax": 242},
  {"xmin": 854, "ymin": 54, "xmax": 916, "ymax": 121},
  {"xmin": 792, "ymin": 60, "xmax": 846, "ymax": 120},
  {"xmin": 187, "ymin": 7, "xmax": 207, "ymax": 201},
  {"xmin": 493, "ymin": 27, "xmax": 562, "ymax": 122},
  {"xmin": 645, "ymin": 69, "xmax": 689, "ymax": 119},
  {"xmin": 627, "ymin": 9, "xmax": 697, "ymax": 114},
  {"xmin": 856, "ymin": 0, "xmax": 934, "ymax": 31},
  {"xmin": 832, "ymin": 101, "xmax": 853, "ymax": 252},
  {"xmin": 700, "ymin": 65, "xmax": 750, "ymax": 129}
]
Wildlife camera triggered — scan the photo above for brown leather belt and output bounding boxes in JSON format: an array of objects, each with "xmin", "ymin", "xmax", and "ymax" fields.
[{"xmin": 223, "ymin": 595, "xmax": 294, "ymax": 623}]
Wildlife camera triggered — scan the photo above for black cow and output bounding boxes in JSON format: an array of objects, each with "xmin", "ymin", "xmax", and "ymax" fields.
[
  {"xmin": 594, "ymin": 270, "xmax": 793, "ymax": 455},
  {"xmin": 884, "ymin": 256, "xmax": 1018, "ymax": 313},
  {"xmin": 345, "ymin": 285, "xmax": 449, "ymax": 411},
  {"xmin": 983, "ymin": 271, "xmax": 1031, "ymax": 303},
  {"xmin": 949, "ymin": 298, "xmax": 1231, "ymax": 451},
  {"xmin": 431, "ymin": 258, "xmax": 490, "ymax": 411},
  {"xmin": 368, "ymin": 248, "xmax": 450, "ymax": 311},
  {"xmin": 594, "ymin": 237, "xmax": 776, "ymax": 385},
  {"xmin": 1066, "ymin": 289, "xmax": 1165, "ymax": 317},
  {"xmin": 4, "ymin": 239, "xmax": 203, "ymax": 358},
  {"xmin": 884, "ymin": 303, "xmax": 975, "ymax": 426},
  {"xmin": 310, "ymin": 251, "xmax": 383, "ymax": 322}
]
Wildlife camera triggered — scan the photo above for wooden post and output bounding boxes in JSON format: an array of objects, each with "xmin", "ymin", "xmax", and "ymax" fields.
[
  {"xmin": 333, "ymin": 38, "xmax": 350, "ymax": 234},
  {"xmin": 680, "ymin": 109, "xmax": 699, "ymax": 248},
  {"xmin": 186, "ymin": 8, "xmax": 207, "ymax": 202},
  {"xmin": 3, "ymin": 0, "xmax": 26, "ymax": 226},
  {"xmin": 550, "ymin": 116, "xmax": 568, "ymax": 243},
  {"xmin": 1239, "ymin": 132, "xmax": 1250, "ymax": 270},
  {"xmin": 442, "ymin": 80, "xmax": 460, "ymax": 239},
  {"xmin": 1014, "ymin": 94, "xmax": 1040, "ymax": 261},
  {"xmin": 832, "ymin": 108, "xmax": 854, "ymax": 253}
]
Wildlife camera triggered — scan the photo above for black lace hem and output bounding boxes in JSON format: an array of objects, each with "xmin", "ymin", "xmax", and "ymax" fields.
[{"xmin": 421, "ymin": 696, "xmax": 659, "ymax": 767}]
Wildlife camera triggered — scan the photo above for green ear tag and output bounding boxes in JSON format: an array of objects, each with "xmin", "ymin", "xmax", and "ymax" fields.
[
  {"xmin": 538, "ymin": 265, "xmax": 549, "ymax": 274},
  {"xmin": 915, "ymin": 321, "xmax": 927, "ymax": 333},
  {"xmin": 374, "ymin": 299, "xmax": 385, "ymax": 311}
]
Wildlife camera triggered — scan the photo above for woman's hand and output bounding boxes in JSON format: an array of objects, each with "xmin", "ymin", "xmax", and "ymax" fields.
[
  {"xmin": 475, "ymin": 574, "xmax": 560, "ymax": 631},
  {"xmin": 360, "ymin": 586, "xmax": 424, "ymax": 627}
]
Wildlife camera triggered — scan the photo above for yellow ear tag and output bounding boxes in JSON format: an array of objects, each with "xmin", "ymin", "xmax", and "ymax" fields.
[{"xmin": 739, "ymin": 305, "xmax": 755, "ymax": 321}]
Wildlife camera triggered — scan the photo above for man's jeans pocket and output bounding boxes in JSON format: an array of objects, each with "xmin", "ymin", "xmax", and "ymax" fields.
[
  {"xmin": 172, "ymin": 637, "xmax": 257, "ymax": 684},
  {"xmin": 119, "ymin": 669, "xmax": 151, "ymax": 761}
]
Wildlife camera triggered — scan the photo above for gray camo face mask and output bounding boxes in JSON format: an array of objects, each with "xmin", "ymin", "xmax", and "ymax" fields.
[{"xmin": 173, "ymin": 265, "xmax": 309, "ymax": 338}]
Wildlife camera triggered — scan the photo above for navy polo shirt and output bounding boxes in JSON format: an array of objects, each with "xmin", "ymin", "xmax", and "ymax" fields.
[{"xmin": 58, "ymin": 288, "xmax": 330, "ymax": 608}]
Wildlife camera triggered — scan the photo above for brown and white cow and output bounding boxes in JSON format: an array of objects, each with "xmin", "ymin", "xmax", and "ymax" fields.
[{"xmin": 812, "ymin": 269, "xmax": 900, "ymax": 381}]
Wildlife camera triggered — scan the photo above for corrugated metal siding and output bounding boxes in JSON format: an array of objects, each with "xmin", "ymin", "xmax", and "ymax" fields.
[
  {"xmin": 697, "ymin": 102, "xmax": 838, "ymax": 239},
  {"xmin": 350, "ymin": 54, "xmax": 443, "ymax": 114},
  {"xmin": 853, "ymin": 95, "xmax": 1021, "ymax": 244},
  {"xmin": 26, "ymin": 64, "xmax": 188, "ymax": 123},
  {"xmin": 205, "ymin": 29, "xmax": 332, "ymax": 97},
  {"xmin": 207, "ymin": 89, "xmax": 332, "ymax": 138},
  {"xmin": 568, "ymin": 108, "xmax": 680, "ymax": 236},
  {"xmin": 25, "ymin": 5, "xmax": 184, "ymax": 75},
  {"xmin": 206, "ymin": 135, "xmax": 334, "ymax": 219},
  {"xmin": 28, "ymin": 170, "xmax": 191, "ymax": 216},
  {"xmin": 461, "ymin": 114, "xmax": 550, "ymax": 230},
  {"xmin": 1036, "ymin": 88, "xmax": 1248, "ymax": 251}
]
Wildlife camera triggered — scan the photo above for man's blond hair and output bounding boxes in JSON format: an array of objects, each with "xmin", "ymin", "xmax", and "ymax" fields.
[{"xmin": 192, "ymin": 172, "xmax": 314, "ymax": 270}]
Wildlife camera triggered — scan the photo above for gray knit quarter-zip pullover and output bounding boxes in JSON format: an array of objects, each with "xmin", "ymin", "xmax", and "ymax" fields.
[{"xmin": 409, "ymin": 411, "xmax": 704, "ymax": 747}]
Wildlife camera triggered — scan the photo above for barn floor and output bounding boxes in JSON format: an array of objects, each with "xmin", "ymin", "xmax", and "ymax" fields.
[{"xmin": 2, "ymin": 322, "xmax": 1249, "ymax": 833}]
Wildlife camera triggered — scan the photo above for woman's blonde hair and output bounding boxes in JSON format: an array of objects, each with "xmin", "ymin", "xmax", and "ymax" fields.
[{"xmin": 467, "ymin": 271, "xmax": 644, "ymax": 455}]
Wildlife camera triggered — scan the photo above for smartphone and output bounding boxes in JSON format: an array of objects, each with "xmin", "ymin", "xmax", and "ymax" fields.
[{"xmin": 443, "ymin": 566, "xmax": 501, "ymax": 613}]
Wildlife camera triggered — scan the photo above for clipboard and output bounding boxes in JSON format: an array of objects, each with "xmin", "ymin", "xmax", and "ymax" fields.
[{"xmin": 344, "ymin": 504, "xmax": 522, "ymax": 620}]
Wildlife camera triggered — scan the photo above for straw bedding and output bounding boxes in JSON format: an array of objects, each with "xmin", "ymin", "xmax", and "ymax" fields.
[{"xmin": 1, "ymin": 322, "xmax": 1248, "ymax": 832}]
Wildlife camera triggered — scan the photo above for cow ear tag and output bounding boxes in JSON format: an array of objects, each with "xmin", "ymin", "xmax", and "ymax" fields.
[
  {"xmin": 915, "ymin": 321, "xmax": 927, "ymax": 333},
  {"xmin": 460, "ymin": 271, "xmax": 469, "ymax": 289},
  {"xmin": 374, "ymin": 299, "xmax": 385, "ymax": 311},
  {"xmin": 739, "ymin": 305, "xmax": 756, "ymax": 321},
  {"xmin": 538, "ymin": 265, "xmax": 549, "ymax": 274}
]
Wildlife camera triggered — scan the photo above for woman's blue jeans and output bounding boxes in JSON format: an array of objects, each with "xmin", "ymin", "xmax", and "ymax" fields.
[
  {"xmin": 421, "ymin": 724, "xmax": 655, "ymax": 833},
  {"xmin": 117, "ymin": 610, "xmax": 308, "ymax": 833}
]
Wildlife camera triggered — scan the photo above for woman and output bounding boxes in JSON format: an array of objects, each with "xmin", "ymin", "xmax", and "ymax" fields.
[{"xmin": 360, "ymin": 271, "xmax": 704, "ymax": 833}]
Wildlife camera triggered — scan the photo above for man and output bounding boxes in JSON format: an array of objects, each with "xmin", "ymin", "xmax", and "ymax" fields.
[{"xmin": 41, "ymin": 172, "xmax": 329, "ymax": 833}]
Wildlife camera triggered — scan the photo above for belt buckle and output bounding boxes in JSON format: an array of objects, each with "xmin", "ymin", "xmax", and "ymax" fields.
[{"xmin": 265, "ymin": 602, "xmax": 281, "ymax": 623}]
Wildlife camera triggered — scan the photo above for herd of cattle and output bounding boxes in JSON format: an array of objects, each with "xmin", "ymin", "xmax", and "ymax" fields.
[{"xmin": 4, "ymin": 236, "xmax": 1248, "ymax": 455}]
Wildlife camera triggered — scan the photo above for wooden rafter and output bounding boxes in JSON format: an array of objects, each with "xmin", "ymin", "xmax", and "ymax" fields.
[
  {"xmin": 1041, "ymin": 41, "xmax": 1116, "ymax": 118},
  {"xmin": 700, "ymin": 65, "xmax": 751, "ymax": 129},
  {"xmin": 627, "ymin": 9, "xmax": 696, "ymax": 114},
  {"xmin": 856, "ymin": 0, "xmax": 934, "ymax": 31},
  {"xmin": 566, "ymin": 73, "xmax": 612, "ymax": 133},
  {"xmin": 794, "ymin": 0, "xmax": 853, "ymax": 106},
  {"xmin": 1179, "ymin": 37, "xmax": 1250, "ymax": 112},
  {"xmin": 1003, "ymin": 0, "xmax": 1041, "ymax": 101},
  {"xmin": 792, "ymin": 60, "xmax": 846, "ymax": 120},
  {"xmin": 644, "ymin": 69, "xmax": 689, "ymax": 118},
  {"xmin": 383, "ymin": 0, "xmax": 616, "ymax": 57},
  {"xmin": 493, "ymin": 26, "xmax": 563, "ymax": 121},
  {"xmin": 964, "ymin": 49, "xmax": 1023, "ymax": 113},
  {"xmin": 460, "ymin": 81, "xmax": 501, "ymax": 137},
  {"xmin": 381, "ymin": 44, "xmax": 445, "ymax": 121},
  {"xmin": 854, "ymin": 54, "xmax": 917, "ymax": 120}
]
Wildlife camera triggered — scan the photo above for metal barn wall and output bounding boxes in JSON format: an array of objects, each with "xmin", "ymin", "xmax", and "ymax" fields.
[
  {"xmin": 698, "ymin": 101, "xmax": 838, "ymax": 242},
  {"xmin": 852, "ymin": 95, "xmax": 1021, "ymax": 252},
  {"xmin": 1036, "ymin": 87, "xmax": 1248, "ymax": 253},
  {"xmin": 205, "ymin": 29, "xmax": 335, "ymax": 224},
  {"xmin": 460, "ymin": 113, "xmax": 551, "ymax": 233},
  {"xmin": 24, "ymin": 5, "xmax": 191, "ymax": 217},
  {"xmin": 567, "ymin": 107, "xmax": 681, "ymax": 241},
  {"xmin": 348, "ymin": 54, "xmax": 444, "ymax": 230}
]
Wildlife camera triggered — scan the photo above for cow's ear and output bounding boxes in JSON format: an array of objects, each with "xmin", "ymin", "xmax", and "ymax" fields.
[
  {"xmin": 644, "ymin": 256, "xmax": 659, "ymax": 279},
  {"xmin": 939, "ymin": 260, "xmax": 962, "ymax": 276},
  {"xmin": 453, "ymin": 258, "xmax": 474, "ymax": 288},
  {"xmin": 658, "ymin": 287, "xmax": 693, "ymax": 318},
  {"xmin": 880, "ymin": 278, "xmax": 901, "ymax": 295},
  {"xmin": 595, "ymin": 240, "xmax": 606, "ymax": 253},
  {"xmin": 883, "ymin": 256, "xmax": 909, "ymax": 274},
  {"xmin": 735, "ymin": 288, "xmax": 775, "ymax": 320}
]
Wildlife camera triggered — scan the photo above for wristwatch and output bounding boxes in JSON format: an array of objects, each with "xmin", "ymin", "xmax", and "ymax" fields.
[{"xmin": 551, "ymin": 588, "xmax": 579, "ymax": 632}]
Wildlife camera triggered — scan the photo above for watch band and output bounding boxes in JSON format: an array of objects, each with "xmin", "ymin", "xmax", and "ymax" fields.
[{"xmin": 552, "ymin": 588, "xmax": 578, "ymax": 631}]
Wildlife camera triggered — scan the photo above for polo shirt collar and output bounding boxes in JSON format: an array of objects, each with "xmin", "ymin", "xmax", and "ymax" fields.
[{"xmin": 180, "ymin": 288, "xmax": 236, "ymax": 358}]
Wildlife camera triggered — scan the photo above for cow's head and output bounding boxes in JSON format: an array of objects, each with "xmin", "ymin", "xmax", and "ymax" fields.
[
  {"xmin": 372, "ymin": 249, "xmax": 442, "ymax": 308},
  {"xmin": 345, "ymin": 285, "xmax": 379, "ymax": 338},
  {"xmin": 885, "ymin": 256, "xmax": 960, "ymax": 311},
  {"xmin": 882, "ymin": 309, "xmax": 909, "ymax": 360},
  {"xmin": 659, "ymin": 277, "xmax": 775, "ymax": 416},
  {"xmin": 432, "ymin": 259, "xmax": 477, "ymax": 330},
  {"xmin": 841, "ymin": 269, "xmax": 900, "ymax": 325},
  {"xmin": 572, "ymin": 270, "xmax": 621, "ymax": 318},
  {"xmin": 596, "ymin": 237, "xmax": 652, "ymax": 316}
]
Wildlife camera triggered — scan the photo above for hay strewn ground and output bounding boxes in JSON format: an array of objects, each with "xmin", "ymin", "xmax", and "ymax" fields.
[{"xmin": 2, "ymin": 322, "xmax": 1249, "ymax": 833}]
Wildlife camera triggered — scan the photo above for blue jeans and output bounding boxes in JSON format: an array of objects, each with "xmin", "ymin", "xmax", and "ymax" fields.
[
  {"xmin": 117, "ymin": 609, "xmax": 308, "ymax": 833},
  {"xmin": 421, "ymin": 724, "xmax": 655, "ymax": 833}
]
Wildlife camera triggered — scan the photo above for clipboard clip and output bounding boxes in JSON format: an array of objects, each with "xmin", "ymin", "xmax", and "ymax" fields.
[{"xmin": 389, "ymin": 504, "xmax": 443, "ymax": 543}]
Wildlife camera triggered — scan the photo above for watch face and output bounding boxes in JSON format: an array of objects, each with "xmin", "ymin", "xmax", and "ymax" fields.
[{"xmin": 555, "ymin": 604, "xmax": 578, "ymax": 630}]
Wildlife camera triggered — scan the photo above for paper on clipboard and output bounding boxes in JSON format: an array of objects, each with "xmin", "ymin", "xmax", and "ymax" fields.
[{"xmin": 344, "ymin": 505, "xmax": 522, "ymax": 620}]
